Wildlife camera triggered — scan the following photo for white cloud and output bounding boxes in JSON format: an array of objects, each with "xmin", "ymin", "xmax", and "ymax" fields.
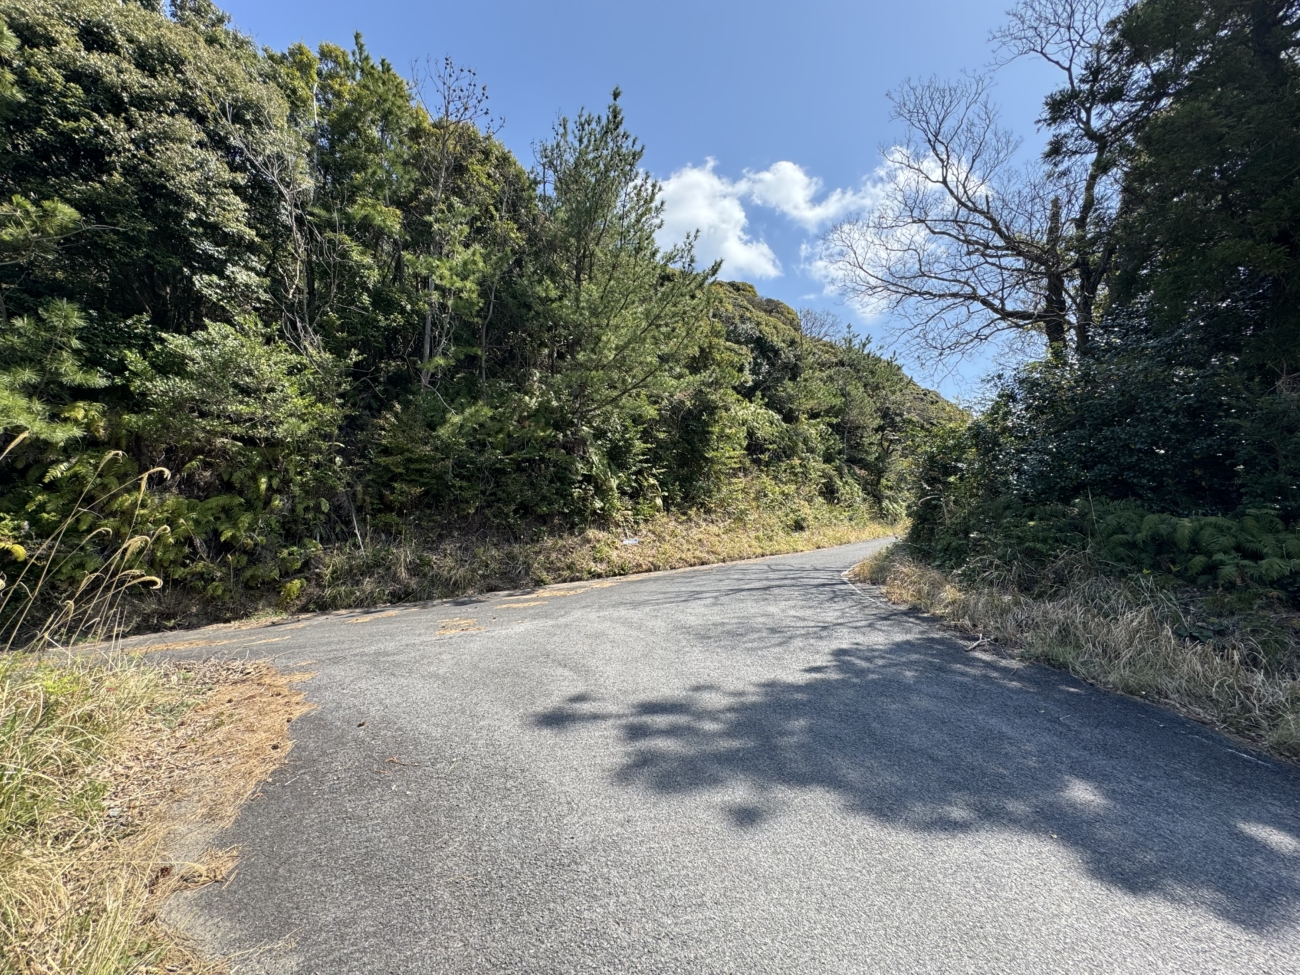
[
  {"xmin": 657, "ymin": 159, "xmax": 781, "ymax": 279},
  {"xmin": 740, "ymin": 161, "xmax": 882, "ymax": 231},
  {"xmin": 657, "ymin": 159, "xmax": 884, "ymax": 279},
  {"xmin": 798, "ymin": 239, "xmax": 841, "ymax": 295}
]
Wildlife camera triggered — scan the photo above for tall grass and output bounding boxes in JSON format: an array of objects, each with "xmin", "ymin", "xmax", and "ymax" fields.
[
  {"xmin": 1, "ymin": 650, "xmax": 311, "ymax": 974},
  {"xmin": 851, "ymin": 546, "xmax": 1300, "ymax": 757},
  {"xmin": 0, "ymin": 439, "xmax": 209, "ymax": 973},
  {"xmin": 0, "ymin": 653, "xmax": 172, "ymax": 973},
  {"xmin": 0, "ymin": 435, "xmax": 166, "ymax": 654}
]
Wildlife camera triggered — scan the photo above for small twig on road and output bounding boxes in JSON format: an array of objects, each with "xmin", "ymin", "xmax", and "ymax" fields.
[{"xmin": 384, "ymin": 756, "xmax": 424, "ymax": 768}]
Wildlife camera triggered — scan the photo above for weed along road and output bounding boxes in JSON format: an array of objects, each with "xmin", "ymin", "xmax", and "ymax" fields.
[{"xmin": 153, "ymin": 540, "xmax": 1300, "ymax": 974}]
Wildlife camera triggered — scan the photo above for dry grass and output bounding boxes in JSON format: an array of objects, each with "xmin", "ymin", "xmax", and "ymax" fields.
[
  {"xmin": 1, "ymin": 444, "xmax": 314, "ymax": 972},
  {"xmin": 306, "ymin": 501, "xmax": 896, "ymax": 614},
  {"xmin": 84, "ymin": 476, "xmax": 898, "ymax": 634},
  {"xmin": 0, "ymin": 443, "xmax": 167, "ymax": 656},
  {"xmin": 0, "ymin": 651, "xmax": 312, "ymax": 974},
  {"xmin": 850, "ymin": 546, "xmax": 1300, "ymax": 759}
]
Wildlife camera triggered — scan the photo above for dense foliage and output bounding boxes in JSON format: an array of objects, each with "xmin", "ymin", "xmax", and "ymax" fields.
[
  {"xmin": 0, "ymin": 0, "xmax": 949, "ymax": 623},
  {"xmin": 907, "ymin": 0, "xmax": 1300, "ymax": 605}
]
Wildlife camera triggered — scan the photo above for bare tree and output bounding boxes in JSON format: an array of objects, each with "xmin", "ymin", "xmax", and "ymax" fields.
[
  {"xmin": 821, "ymin": 0, "xmax": 1146, "ymax": 364},
  {"xmin": 219, "ymin": 107, "xmax": 328, "ymax": 355},
  {"xmin": 797, "ymin": 307, "xmax": 850, "ymax": 343}
]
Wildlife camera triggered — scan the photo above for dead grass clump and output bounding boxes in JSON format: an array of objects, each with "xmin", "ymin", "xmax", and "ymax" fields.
[
  {"xmin": 0, "ymin": 652, "xmax": 312, "ymax": 974},
  {"xmin": 849, "ymin": 546, "xmax": 1300, "ymax": 758}
]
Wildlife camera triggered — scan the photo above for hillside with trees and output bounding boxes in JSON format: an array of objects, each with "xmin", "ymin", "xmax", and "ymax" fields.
[
  {"xmin": 0, "ymin": 0, "xmax": 952, "ymax": 637},
  {"xmin": 6, "ymin": 2, "xmax": 1300, "ymax": 969}
]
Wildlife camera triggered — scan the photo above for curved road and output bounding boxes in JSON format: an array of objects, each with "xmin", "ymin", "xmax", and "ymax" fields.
[{"xmin": 161, "ymin": 540, "xmax": 1300, "ymax": 973}]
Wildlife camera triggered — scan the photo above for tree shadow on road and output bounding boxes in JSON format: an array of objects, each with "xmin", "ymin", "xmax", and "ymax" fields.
[{"xmin": 533, "ymin": 627, "xmax": 1300, "ymax": 934}]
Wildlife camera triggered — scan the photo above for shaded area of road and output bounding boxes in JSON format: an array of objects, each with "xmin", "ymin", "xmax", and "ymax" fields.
[
  {"xmin": 162, "ymin": 541, "xmax": 1300, "ymax": 973},
  {"xmin": 540, "ymin": 632, "xmax": 1297, "ymax": 933}
]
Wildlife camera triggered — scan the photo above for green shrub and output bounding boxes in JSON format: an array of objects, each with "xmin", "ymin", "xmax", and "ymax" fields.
[{"xmin": 1094, "ymin": 506, "xmax": 1300, "ymax": 590}]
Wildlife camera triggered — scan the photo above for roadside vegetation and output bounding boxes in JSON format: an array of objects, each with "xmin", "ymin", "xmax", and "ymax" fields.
[
  {"xmin": 1, "ymin": 652, "xmax": 310, "ymax": 974},
  {"xmin": 830, "ymin": 0, "xmax": 1300, "ymax": 758},
  {"xmin": 0, "ymin": 469, "xmax": 311, "ymax": 973},
  {"xmin": 851, "ymin": 546, "xmax": 1300, "ymax": 757},
  {"xmin": 308, "ymin": 482, "xmax": 894, "ymax": 613}
]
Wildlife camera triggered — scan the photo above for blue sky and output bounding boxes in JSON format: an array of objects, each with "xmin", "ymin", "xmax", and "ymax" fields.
[{"xmin": 218, "ymin": 0, "xmax": 1058, "ymax": 398}]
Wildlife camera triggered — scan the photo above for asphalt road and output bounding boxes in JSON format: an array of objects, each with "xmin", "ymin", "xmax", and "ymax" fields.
[{"xmin": 157, "ymin": 539, "xmax": 1300, "ymax": 973}]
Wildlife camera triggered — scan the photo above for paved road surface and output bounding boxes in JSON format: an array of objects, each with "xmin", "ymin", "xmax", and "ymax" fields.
[{"xmin": 156, "ymin": 540, "xmax": 1300, "ymax": 973}]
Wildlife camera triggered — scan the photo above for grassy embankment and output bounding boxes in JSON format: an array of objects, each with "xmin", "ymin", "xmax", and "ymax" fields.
[
  {"xmin": 851, "ymin": 544, "xmax": 1300, "ymax": 760},
  {"xmin": 141, "ymin": 488, "xmax": 899, "ymax": 630},
  {"xmin": 312, "ymin": 504, "xmax": 896, "ymax": 611}
]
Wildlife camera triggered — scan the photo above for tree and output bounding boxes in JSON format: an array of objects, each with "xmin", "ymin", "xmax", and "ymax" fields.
[
  {"xmin": 0, "ymin": 300, "xmax": 107, "ymax": 446},
  {"xmin": 409, "ymin": 58, "xmax": 494, "ymax": 394},
  {"xmin": 534, "ymin": 90, "xmax": 718, "ymax": 425},
  {"xmin": 797, "ymin": 307, "xmax": 851, "ymax": 343},
  {"xmin": 820, "ymin": 0, "xmax": 1150, "ymax": 363},
  {"xmin": 1110, "ymin": 0, "xmax": 1300, "ymax": 361},
  {"xmin": 1103, "ymin": 0, "xmax": 1300, "ymax": 517},
  {"xmin": 894, "ymin": 0, "xmax": 1300, "ymax": 544},
  {"xmin": 0, "ymin": 195, "xmax": 85, "ymax": 326}
]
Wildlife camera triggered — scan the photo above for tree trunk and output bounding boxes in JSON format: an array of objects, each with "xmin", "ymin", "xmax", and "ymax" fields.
[
  {"xmin": 1073, "ymin": 309, "xmax": 1091, "ymax": 356},
  {"xmin": 479, "ymin": 279, "xmax": 497, "ymax": 403},
  {"xmin": 421, "ymin": 273, "xmax": 434, "ymax": 392},
  {"xmin": 1043, "ymin": 197, "xmax": 1069, "ymax": 363}
]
